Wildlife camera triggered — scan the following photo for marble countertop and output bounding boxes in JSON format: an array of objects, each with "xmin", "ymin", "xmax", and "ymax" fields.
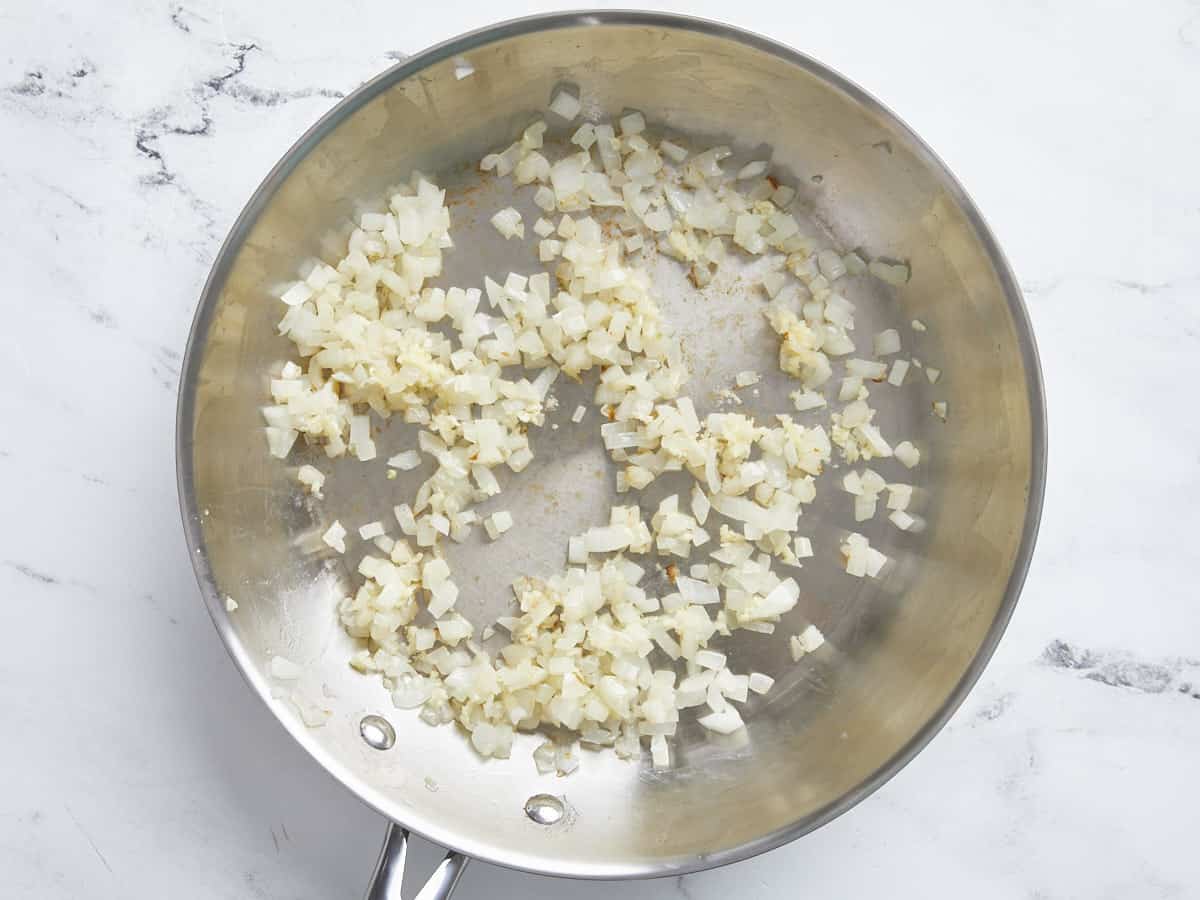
[{"xmin": 3, "ymin": 1, "xmax": 1198, "ymax": 897}]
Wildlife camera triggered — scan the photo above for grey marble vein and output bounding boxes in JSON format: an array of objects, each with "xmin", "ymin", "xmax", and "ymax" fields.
[
  {"xmin": 1043, "ymin": 640, "xmax": 1200, "ymax": 699},
  {"xmin": 6, "ymin": 561, "xmax": 59, "ymax": 585},
  {"xmin": 64, "ymin": 807, "xmax": 113, "ymax": 877}
]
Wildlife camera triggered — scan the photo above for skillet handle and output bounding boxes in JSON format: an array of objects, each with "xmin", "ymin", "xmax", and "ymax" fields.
[{"xmin": 364, "ymin": 822, "xmax": 469, "ymax": 900}]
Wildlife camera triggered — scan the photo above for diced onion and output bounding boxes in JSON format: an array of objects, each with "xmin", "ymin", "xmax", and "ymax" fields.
[
  {"xmin": 297, "ymin": 465, "xmax": 325, "ymax": 497},
  {"xmin": 484, "ymin": 510, "xmax": 513, "ymax": 539},
  {"xmin": 790, "ymin": 390, "xmax": 826, "ymax": 412},
  {"xmin": 748, "ymin": 672, "xmax": 774, "ymax": 694},
  {"xmin": 677, "ymin": 576, "xmax": 720, "ymax": 606},
  {"xmin": 549, "ymin": 88, "xmax": 582, "ymax": 120},
  {"xmin": 280, "ymin": 282, "xmax": 313, "ymax": 307},
  {"xmin": 660, "ymin": 139, "xmax": 688, "ymax": 162},
  {"xmin": 817, "ymin": 249, "xmax": 847, "ymax": 281},
  {"xmin": 737, "ymin": 160, "xmax": 769, "ymax": 180},
  {"xmin": 650, "ymin": 733, "xmax": 670, "ymax": 769},
  {"xmin": 322, "ymin": 521, "xmax": 347, "ymax": 553},
  {"xmin": 387, "ymin": 450, "xmax": 421, "ymax": 471},
  {"xmin": 873, "ymin": 329, "xmax": 902, "ymax": 356},
  {"xmin": 697, "ymin": 707, "xmax": 744, "ymax": 734},
  {"xmin": 789, "ymin": 624, "xmax": 825, "ymax": 661},
  {"xmin": 869, "ymin": 259, "xmax": 910, "ymax": 285},
  {"xmin": 491, "ymin": 207, "xmax": 524, "ymax": 239},
  {"xmin": 886, "ymin": 483, "xmax": 913, "ymax": 511},
  {"xmin": 619, "ymin": 111, "xmax": 645, "ymax": 135},
  {"xmin": 894, "ymin": 441, "xmax": 921, "ymax": 468}
]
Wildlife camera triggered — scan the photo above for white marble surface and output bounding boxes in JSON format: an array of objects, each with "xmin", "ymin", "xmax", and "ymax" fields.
[{"xmin": 2, "ymin": 0, "xmax": 1198, "ymax": 897}]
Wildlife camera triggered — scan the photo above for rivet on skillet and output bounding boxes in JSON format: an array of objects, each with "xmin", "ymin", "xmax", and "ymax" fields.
[
  {"xmin": 524, "ymin": 794, "xmax": 565, "ymax": 825},
  {"xmin": 359, "ymin": 715, "xmax": 396, "ymax": 750}
]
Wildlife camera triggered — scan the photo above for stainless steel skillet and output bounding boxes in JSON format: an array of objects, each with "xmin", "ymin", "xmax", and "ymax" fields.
[{"xmin": 176, "ymin": 11, "xmax": 1046, "ymax": 898}]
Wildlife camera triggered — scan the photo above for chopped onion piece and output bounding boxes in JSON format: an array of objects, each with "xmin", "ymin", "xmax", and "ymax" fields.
[
  {"xmin": 358, "ymin": 521, "xmax": 385, "ymax": 540},
  {"xmin": 888, "ymin": 359, "xmax": 910, "ymax": 386},
  {"xmin": 842, "ymin": 471, "xmax": 863, "ymax": 495},
  {"xmin": 571, "ymin": 123, "xmax": 596, "ymax": 151},
  {"xmin": 873, "ymin": 329, "xmax": 902, "ymax": 356},
  {"xmin": 790, "ymin": 390, "xmax": 826, "ymax": 412},
  {"xmin": 842, "ymin": 251, "xmax": 867, "ymax": 275},
  {"xmin": 869, "ymin": 259, "xmax": 910, "ymax": 285},
  {"xmin": 894, "ymin": 441, "xmax": 921, "ymax": 468},
  {"xmin": 490, "ymin": 207, "xmax": 524, "ymax": 239},
  {"xmin": 650, "ymin": 734, "xmax": 670, "ymax": 770},
  {"xmin": 322, "ymin": 521, "xmax": 347, "ymax": 553},
  {"xmin": 349, "ymin": 414, "xmax": 376, "ymax": 461},
  {"xmin": 532, "ymin": 741, "xmax": 556, "ymax": 774},
  {"xmin": 391, "ymin": 673, "xmax": 432, "ymax": 709},
  {"xmin": 567, "ymin": 535, "xmax": 587, "ymax": 564},
  {"xmin": 660, "ymin": 139, "xmax": 688, "ymax": 162},
  {"xmin": 583, "ymin": 525, "xmax": 632, "ymax": 553},
  {"xmin": 748, "ymin": 672, "xmax": 774, "ymax": 694},
  {"xmin": 619, "ymin": 111, "xmax": 645, "ymax": 135},
  {"xmin": 737, "ymin": 160, "xmax": 769, "ymax": 180},
  {"xmin": 697, "ymin": 707, "xmax": 744, "ymax": 734},
  {"xmin": 817, "ymin": 249, "xmax": 847, "ymax": 281},
  {"xmin": 677, "ymin": 576, "xmax": 720, "ymax": 606},
  {"xmin": 691, "ymin": 485, "xmax": 710, "ymax": 525},
  {"xmin": 549, "ymin": 88, "xmax": 581, "ymax": 120},
  {"xmin": 533, "ymin": 185, "xmax": 556, "ymax": 211},
  {"xmin": 387, "ymin": 450, "xmax": 421, "ymax": 471},
  {"xmin": 297, "ymin": 465, "xmax": 325, "ymax": 497},
  {"xmin": 771, "ymin": 184, "xmax": 797, "ymax": 207},
  {"xmin": 886, "ymin": 483, "xmax": 913, "ymax": 511},
  {"xmin": 789, "ymin": 624, "xmax": 825, "ymax": 661},
  {"xmin": 393, "ymin": 504, "xmax": 416, "ymax": 534},
  {"xmin": 762, "ymin": 270, "xmax": 786, "ymax": 298},
  {"xmin": 280, "ymin": 282, "xmax": 313, "ymax": 307},
  {"xmin": 847, "ymin": 359, "xmax": 888, "ymax": 380},
  {"xmin": 484, "ymin": 511, "xmax": 513, "ymax": 539}
]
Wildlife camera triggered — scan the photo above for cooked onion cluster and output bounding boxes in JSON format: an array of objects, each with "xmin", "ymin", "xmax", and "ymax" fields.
[{"xmin": 261, "ymin": 91, "xmax": 941, "ymax": 773}]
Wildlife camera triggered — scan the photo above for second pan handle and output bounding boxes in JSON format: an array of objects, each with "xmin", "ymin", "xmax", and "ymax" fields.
[{"xmin": 364, "ymin": 822, "xmax": 469, "ymax": 900}]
